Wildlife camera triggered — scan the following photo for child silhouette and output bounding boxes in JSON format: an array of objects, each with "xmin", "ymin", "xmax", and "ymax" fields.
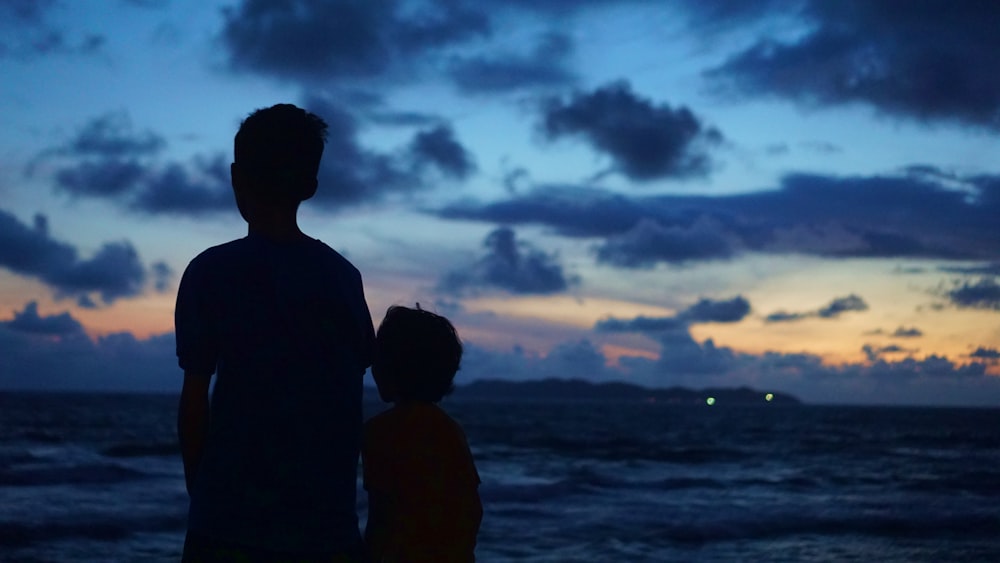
[
  {"xmin": 363, "ymin": 305, "xmax": 483, "ymax": 563},
  {"xmin": 176, "ymin": 104, "xmax": 375, "ymax": 562}
]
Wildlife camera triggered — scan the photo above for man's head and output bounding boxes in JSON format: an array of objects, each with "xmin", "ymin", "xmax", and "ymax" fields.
[
  {"xmin": 372, "ymin": 305, "xmax": 463, "ymax": 403},
  {"xmin": 232, "ymin": 104, "xmax": 328, "ymax": 204}
]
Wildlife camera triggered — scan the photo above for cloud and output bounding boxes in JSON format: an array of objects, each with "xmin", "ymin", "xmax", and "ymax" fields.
[
  {"xmin": 891, "ymin": 326, "xmax": 923, "ymax": 338},
  {"xmin": 130, "ymin": 156, "xmax": 232, "ymax": 215},
  {"xmin": 0, "ymin": 209, "xmax": 155, "ymax": 305},
  {"xmin": 683, "ymin": 296, "xmax": 752, "ymax": 323},
  {"xmin": 862, "ymin": 344, "xmax": 914, "ymax": 362},
  {"xmin": 0, "ymin": 1, "xmax": 105, "ymax": 59},
  {"xmin": 408, "ymin": 125, "xmax": 476, "ymax": 180},
  {"xmin": 817, "ymin": 294, "xmax": 868, "ymax": 318},
  {"xmin": 704, "ymin": 1, "xmax": 1000, "ymax": 131},
  {"xmin": 940, "ymin": 263, "xmax": 1000, "ymax": 276},
  {"xmin": 219, "ymin": 0, "xmax": 490, "ymax": 84},
  {"xmin": 0, "ymin": 320, "xmax": 177, "ymax": 392},
  {"xmin": 2, "ymin": 302, "xmax": 84, "ymax": 336},
  {"xmin": 945, "ymin": 278, "xmax": 1000, "ymax": 311},
  {"xmin": 448, "ymin": 31, "xmax": 576, "ymax": 93},
  {"xmin": 59, "ymin": 111, "xmax": 166, "ymax": 158},
  {"xmin": 766, "ymin": 294, "xmax": 868, "ymax": 323},
  {"xmin": 539, "ymin": 81, "xmax": 723, "ymax": 181},
  {"xmin": 970, "ymin": 347, "xmax": 1000, "ymax": 360},
  {"xmin": 596, "ymin": 295, "xmax": 750, "ymax": 333},
  {"xmin": 440, "ymin": 227, "xmax": 578, "ymax": 295},
  {"xmin": 437, "ymin": 166, "xmax": 1000, "ymax": 266},
  {"xmin": 151, "ymin": 261, "xmax": 173, "ymax": 292},
  {"xmin": 41, "ymin": 106, "xmax": 474, "ymax": 215},
  {"xmin": 595, "ymin": 217, "xmax": 737, "ymax": 267},
  {"xmin": 582, "ymin": 293, "xmax": 998, "ymax": 403},
  {"xmin": 36, "ymin": 112, "xmax": 232, "ymax": 215}
]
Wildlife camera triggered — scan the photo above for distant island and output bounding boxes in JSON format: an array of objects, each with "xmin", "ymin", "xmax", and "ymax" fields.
[{"xmin": 366, "ymin": 378, "xmax": 802, "ymax": 405}]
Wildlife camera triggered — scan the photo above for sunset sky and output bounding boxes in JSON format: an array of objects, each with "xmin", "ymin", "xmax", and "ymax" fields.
[{"xmin": 1, "ymin": 0, "xmax": 999, "ymax": 405}]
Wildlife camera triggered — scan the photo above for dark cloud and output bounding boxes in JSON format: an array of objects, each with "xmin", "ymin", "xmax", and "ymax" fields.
[
  {"xmin": 767, "ymin": 294, "xmax": 868, "ymax": 323},
  {"xmin": 862, "ymin": 344, "xmax": 913, "ymax": 362},
  {"xmin": 121, "ymin": 0, "xmax": 170, "ymax": 8},
  {"xmin": 151, "ymin": 261, "xmax": 173, "ymax": 292},
  {"xmin": 939, "ymin": 263, "xmax": 1000, "ymax": 276},
  {"xmin": 0, "ymin": 0, "xmax": 57, "ymax": 23},
  {"xmin": 891, "ymin": 326, "xmax": 923, "ymax": 338},
  {"xmin": 2, "ymin": 302, "xmax": 84, "ymax": 336},
  {"xmin": 408, "ymin": 125, "xmax": 476, "ymax": 180},
  {"xmin": 595, "ymin": 217, "xmax": 736, "ymax": 267},
  {"xmin": 306, "ymin": 97, "xmax": 426, "ymax": 206},
  {"xmin": 366, "ymin": 110, "xmax": 442, "ymax": 128},
  {"xmin": 970, "ymin": 347, "xmax": 1000, "ymax": 360},
  {"xmin": 60, "ymin": 112, "xmax": 166, "ymax": 158},
  {"xmin": 437, "ymin": 167, "xmax": 1000, "ymax": 266},
  {"xmin": 130, "ymin": 156, "xmax": 232, "ymax": 215},
  {"xmin": 47, "ymin": 104, "xmax": 476, "ymax": 214},
  {"xmin": 0, "ymin": 2, "xmax": 106, "ymax": 59},
  {"xmin": 704, "ymin": 1, "xmax": 1000, "ymax": 130},
  {"xmin": 449, "ymin": 31, "xmax": 576, "ymax": 93},
  {"xmin": 683, "ymin": 296, "xmax": 751, "ymax": 323},
  {"xmin": 54, "ymin": 159, "xmax": 148, "ymax": 197},
  {"xmin": 597, "ymin": 296, "xmax": 750, "ymax": 334},
  {"xmin": 945, "ymin": 278, "xmax": 1000, "ymax": 311},
  {"xmin": 440, "ymin": 227, "xmax": 577, "ymax": 295},
  {"xmin": 303, "ymin": 96, "xmax": 478, "ymax": 207},
  {"xmin": 539, "ymin": 81, "xmax": 723, "ymax": 181},
  {"xmin": 0, "ymin": 322, "xmax": 177, "ymax": 391},
  {"xmin": 37, "ymin": 112, "xmax": 233, "ymax": 215},
  {"xmin": 0, "ymin": 209, "xmax": 152, "ymax": 305},
  {"xmin": 595, "ymin": 315, "xmax": 687, "ymax": 334},
  {"xmin": 219, "ymin": 0, "xmax": 490, "ymax": 84},
  {"xmin": 817, "ymin": 294, "xmax": 868, "ymax": 318}
]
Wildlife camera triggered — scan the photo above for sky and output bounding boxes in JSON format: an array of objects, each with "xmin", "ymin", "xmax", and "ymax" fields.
[{"xmin": 1, "ymin": 0, "xmax": 999, "ymax": 405}]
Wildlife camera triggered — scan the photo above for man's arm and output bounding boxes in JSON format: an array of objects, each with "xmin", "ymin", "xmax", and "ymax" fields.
[
  {"xmin": 177, "ymin": 371, "xmax": 211, "ymax": 496},
  {"xmin": 364, "ymin": 490, "xmax": 391, "ymax": 563}
]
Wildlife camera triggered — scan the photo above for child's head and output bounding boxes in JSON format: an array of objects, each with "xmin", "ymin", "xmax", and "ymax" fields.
[
  {"xmin": 373, "ymin": 305, "xmax": 463, "ymax": 403},
  {"xmin": 232, "ymin": 103, "xmax": 328, "ymax": 204}
]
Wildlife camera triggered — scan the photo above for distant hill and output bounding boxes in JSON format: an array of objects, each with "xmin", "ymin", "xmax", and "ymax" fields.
[{"xmin": 444, "ymin": 378, "xmax": 802, "ymax": 405}]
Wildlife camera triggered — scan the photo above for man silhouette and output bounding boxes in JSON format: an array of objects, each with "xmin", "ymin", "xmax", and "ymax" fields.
[{"xmin": 176, "ymin": 104, "xmax": 375, "ymax": 562}]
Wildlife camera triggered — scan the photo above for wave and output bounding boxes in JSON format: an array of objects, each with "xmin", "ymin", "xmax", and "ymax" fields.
[
  {"xmin": 0, "ymin": 462, "xmax": 148, "ymax": 487},
  {"xmin": 0, "ymin": 513, "xmax": 186, "ymax": 548},
  {"xmin": 101, "ymin": 442, "xmax": 179, "ymax": 458},
  {"xmin": 650, "ymin": 509, "xmax": 1000, "ymax": 543}
]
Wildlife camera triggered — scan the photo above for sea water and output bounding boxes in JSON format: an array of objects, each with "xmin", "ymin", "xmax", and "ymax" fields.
[{"xmin": 1, "ymin": 392, "xmax": 999, "ymax": 562}]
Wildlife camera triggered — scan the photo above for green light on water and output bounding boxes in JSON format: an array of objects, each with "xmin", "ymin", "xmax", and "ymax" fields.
[
  {"xmin": 706, "ymin": 397, "xmax": 716, "ymax": 406},
  {"xmin": 765, "ymin": 393, "xmax": 774, "ymax": 401}
]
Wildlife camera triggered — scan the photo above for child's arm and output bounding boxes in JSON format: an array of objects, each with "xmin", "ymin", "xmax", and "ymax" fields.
[{"xmin": 177, "ymin": 371, "xmax": 211, "ymax": 496}]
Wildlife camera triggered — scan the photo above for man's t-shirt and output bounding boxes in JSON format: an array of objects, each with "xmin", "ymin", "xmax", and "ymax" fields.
[
  {"xmin": 363, "ymin": 402, "xmax": 482, "ymax": 562},
  {"xmin": 175, "ymin": 234, "xmax": 375, "ymax": 552}
]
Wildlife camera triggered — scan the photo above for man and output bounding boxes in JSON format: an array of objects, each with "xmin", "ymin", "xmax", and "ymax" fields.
[{"xmin": 176, "ymin": 104, "xmax": 375, "ymax": 562}]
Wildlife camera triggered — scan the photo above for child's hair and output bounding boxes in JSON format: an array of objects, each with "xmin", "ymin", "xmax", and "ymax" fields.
[
  {"xmin": 233, "ymin": 103, "xmax": 328, "ymax": 202},
  {"xmin": 376, "ymin": 305, "xmax": 463, "ymax": 402}
]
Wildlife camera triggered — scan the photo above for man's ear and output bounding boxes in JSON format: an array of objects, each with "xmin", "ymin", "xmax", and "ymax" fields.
[
  {"xmin": 230, "ymin": 162, "xmax": 242, "ymax": 191},
  {"xmin": 300, "ymin": 177, "xmax": 318, "ymax": 201}
]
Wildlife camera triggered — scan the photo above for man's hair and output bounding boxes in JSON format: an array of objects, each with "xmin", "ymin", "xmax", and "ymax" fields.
[
  {"xmin": 233, "ymin": 103, "xmax": 328, "ymax": 202},
  {"xmin": 376, "ymin": 305, "xmax": 463, "ymax": 402}
]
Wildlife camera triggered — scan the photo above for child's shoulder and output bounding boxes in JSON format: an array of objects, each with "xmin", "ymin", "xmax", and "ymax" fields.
[{"xmin": 365, "ymin": 403, "xmax": 464, "ymax": 438}]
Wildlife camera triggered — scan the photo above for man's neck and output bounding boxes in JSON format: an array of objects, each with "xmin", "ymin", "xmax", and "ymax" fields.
[{"xmin": 247, "ymin": 216, "xmax": 308, "ymax": 242}]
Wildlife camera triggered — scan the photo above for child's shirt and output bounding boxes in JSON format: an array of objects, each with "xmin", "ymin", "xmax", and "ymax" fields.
[
  {"xmin": 175, "ymin": 233, "xmax": 375, "ymax": 552},
  {"xmin": 363, "ymin": 402, "xmax": 482, "ymax": 563}
]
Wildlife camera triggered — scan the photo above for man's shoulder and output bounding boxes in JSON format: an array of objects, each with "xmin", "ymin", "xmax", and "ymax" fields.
[
  {"xmin": 309, "ymin": 238, "xmax": 360, "ymax": 275},
  {"xmin": 189, "ymin": 238, "xmax": 251, "ymax": 265}
]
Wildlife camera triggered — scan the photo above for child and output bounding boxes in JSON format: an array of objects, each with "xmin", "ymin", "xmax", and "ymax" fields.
[
  {"xmin": 363, "ymin": 305, "xmax": 483, "ymax": 563},
  {"xmin": 176, "ymin": 104, "xmax": 375, "ymax": 561}
]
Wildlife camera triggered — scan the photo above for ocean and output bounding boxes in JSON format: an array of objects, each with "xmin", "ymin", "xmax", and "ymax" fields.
[{"xmin": 1, "ymin": 392, "xmax": 999, "ymax": 562}]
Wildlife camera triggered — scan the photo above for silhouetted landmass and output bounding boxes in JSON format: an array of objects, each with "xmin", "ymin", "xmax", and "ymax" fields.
[{"xmin": 444, "ymin": 378, "xmax": 801, "ymax": 405}]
